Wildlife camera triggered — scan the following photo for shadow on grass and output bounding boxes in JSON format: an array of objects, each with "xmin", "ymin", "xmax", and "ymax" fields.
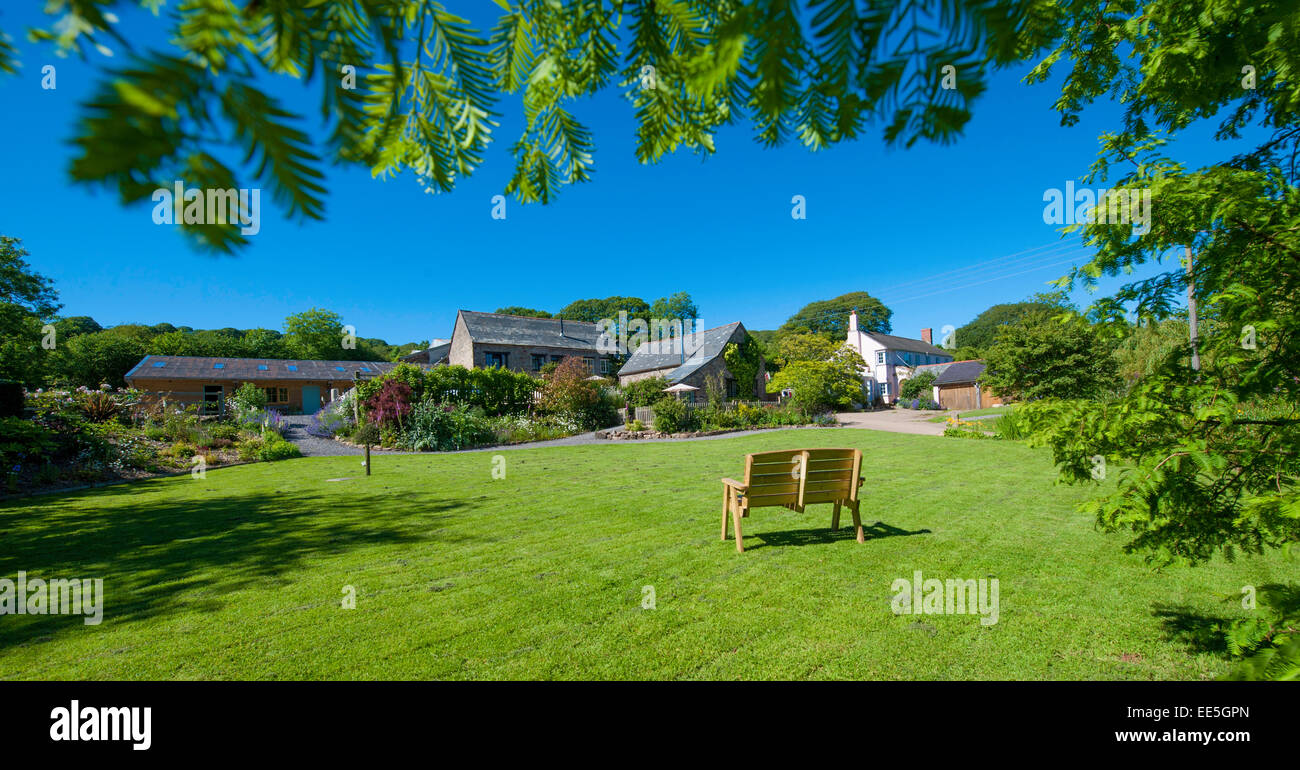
[
  {"xmin": 1151, "ymin": 604, "xmax": 1231, "ymax": 657},
  {"xmin": 0, "ymin": 479, "xmax": 483, "ymax": 651},
  {"xmin": 749, "ymin": 520, "xmax": 930, "ymax": 549}
]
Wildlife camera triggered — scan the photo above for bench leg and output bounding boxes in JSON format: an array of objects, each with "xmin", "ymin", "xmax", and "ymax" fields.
[
  {"xmin": 851, "ymin": 500, "xmax": 864, "ymax": 543},
  {"xmin": 831, "ymin": 501, "xmax": 841, "ymax": 531},
  {"xmin": 721, "ymin": 487, "xmax": 730, "ymax": 541},
  {"xmin": 732, "ymin": 506, "xmax": 745, "ymax": 553}
]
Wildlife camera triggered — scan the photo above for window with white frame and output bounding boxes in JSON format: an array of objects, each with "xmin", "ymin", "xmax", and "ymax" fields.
[{"xmin": 875, "ymin": 350, "xmax": 885, "ymax": 365}]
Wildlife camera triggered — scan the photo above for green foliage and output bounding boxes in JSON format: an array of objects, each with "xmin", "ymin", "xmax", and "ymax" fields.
[
  {"xmin": 649, "ymin": 292, "xmax": 699, "ymax": 323},
  {"xmin": 952, "ymin": 300, "xmax": 1065, "ymax": 354},
  {"xmin": 537, "ymin": 357, "xmax": 612, "ymax": 429},
  {"xmin": 284, "ymin": 308, "xmax": 348, "ymax": 360},
  {"xmin": 623, "ymin": 376, "xmax": 671, "ymax": 407},
  {"xmin": 3, "ymin": 2, "xmax": 1060, "ymax": 251},
  {"xmin": 401, "ymin": 401, "xmax": 497, "ymax": 451},
  {"xmin": 766, "ymin": 347, "xmax": 864, "ymax": 413},
  {"xmin": 0, "ymin": 236, "xmax": 61, "ymax": 386},
  {"xmin": 494, "ymin": 306, "xmax": 552, "ymax": 318},
  {"xmin": 257, "ymin": 436, "xmax": 302, "ymax": 462},
  {"xmin": 899, "ymin": 371, "xmax": 937, "ymax": 400},
  {"xmin": 1016, "ymin": 0, "xmax": 1300, "ymax": 567},
  {"xmin": 557, "ymin": 296, "xmax": 650, "ymax": 327},
  {"xmin": 781, "ymin": 292, "xmax": 892, "ymax": 338},
  {"xmin": 1222, "ymin": 584, "xmax": 1300, "ymax": 681},
  {"xmin": 770, "ymin": 333, "xmax": 838, "ymax": 369},
  {"xmin": 722, "ymin": 334, "xmax": 762, "ymax": 397},
  {"xmin": 651, "ymin": 395, "xmax": 687, "ymax": 433},
  {"xmin": 230, "ymin": 382, "xmax": 268, "ymax": 413},
  {"xmin": 981, "ymin": 309, "xmax": 1118, "ymax": 401}
]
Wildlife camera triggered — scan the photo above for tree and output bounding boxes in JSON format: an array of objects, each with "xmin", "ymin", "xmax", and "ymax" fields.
[
  {"xmin": 781, "ymin": 292, "xmax": 891, "ymax": 340},
  {"xmin": 0, "ymin": 236, "xmax": 60, "ymax": 386},
  {"xmin": 952, "ymin": 299, "xmax": 1065, "ymax": 355},
  {"xmin": 981, "ymin": 309, "xmax": 1118, "ymax": 401},
  {"xmin": 556, "ymin": 297, "xmax": 650, "ymax": 325},
  {"xmin": 495, "ymin": 306, "xmax": 552, "ymax": 318},
  {"xmin": 767, "ymin": 347, "xmax": 865, "ymax": 413},
  {"xmin": 1001, "ymin": 0, "xmax": 1300, "ymax": 585},
  {"xmin": 52, "ymin": 328, "xmax": 150, "ymax": 388},
  {"xmin": 1, "ymin": 2, "xmax": 1058, "ymax": 252},
  {"xmin": 899, "ymin": 371, "xmax": 936, "ymax": 401},
  {"xmin": 771, "ymin": 333, "xmax": 839, "ymax": 369},
  {"xmin": 53, "ymin": 316, "xmax": 103, "ymax": 339},
  {"xmin": 283, "ymin": 308, "xmax": 347, "ymax": 360},
  {"xmin": 649, "ymin": 292, "xmax": 699, "ymax": 323}
]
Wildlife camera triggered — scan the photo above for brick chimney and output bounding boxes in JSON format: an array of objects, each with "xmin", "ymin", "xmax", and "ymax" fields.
[{"xmin": 921, "ymin": 328, "xmax": 932, "ymax": 345}]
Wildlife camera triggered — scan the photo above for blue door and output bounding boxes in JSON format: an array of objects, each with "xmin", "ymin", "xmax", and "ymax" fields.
[{"xmin": 301, "ymin": 385, "xmax": 320, "ymax": 414}]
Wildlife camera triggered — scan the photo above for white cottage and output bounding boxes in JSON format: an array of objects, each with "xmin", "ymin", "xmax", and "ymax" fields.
[{"xmin": 844, "ymin": 311, "xmax": 954, "ymax": 404}]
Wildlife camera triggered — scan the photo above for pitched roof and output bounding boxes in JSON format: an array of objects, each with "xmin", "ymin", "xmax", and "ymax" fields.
[
  {"xmin": 400, "ymin": 341, "xmax": 451, "ymax": 364},
  {"xmin": 619, "ymin": 322, "xmax": 742, "ymax": 381},
  {"xmin": 458, "ymin": 310, "xmax": 602, "ymax": 349},
  {"xmin": 932, "ymin": 359, "xmax": 986, "ymax": 385},
  {"xmin": 861, "ymin": 332, "xmax": 951, "ymax": 356},
  {"xmin": 914, "ymin": 361, "xmax": 956, "ymax": 376},
  {"xmin": 125, "ymin": 355, "xmax": 409, "ymax": 382}
]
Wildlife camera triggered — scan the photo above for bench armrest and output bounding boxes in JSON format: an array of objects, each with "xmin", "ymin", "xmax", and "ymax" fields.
[{"xmin": 721, "ymin": 478, "xmax": 748, "ymax": 492}]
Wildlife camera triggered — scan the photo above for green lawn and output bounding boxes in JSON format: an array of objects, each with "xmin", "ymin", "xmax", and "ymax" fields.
[
  {"xmin": 1, "ymin": 428, "xmax": 1287, "ymax": 680},
  {"xmin": 928, "ymin": 405, "xmax": 1018, "ymax": 422}
]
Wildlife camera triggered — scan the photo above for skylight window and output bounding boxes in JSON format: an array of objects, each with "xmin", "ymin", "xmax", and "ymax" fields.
[
  {"xmin": 287, "ymin": 365, "xmax": 298, "ymax": 372},
  {"xmin": 213, "ymin": 363, "xmax": 224, "ymax": 369},
  {"xmin": 151, "ymin": 361, "xmax": 166, "ymax": 367},
  {"xmin": 335, "ymin": 366, "xmax": 345, "ymax": 372},
  {"xmin": 257, "ymin": 365, "xmax": 269, "ymax": 371}
]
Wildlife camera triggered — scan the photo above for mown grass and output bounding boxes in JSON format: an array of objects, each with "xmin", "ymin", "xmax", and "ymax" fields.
[
  {"xmin": 0, "ymin": 428, "xmax": 1289, "ymax": 680},
  {"xmin": 928, "ymin": 405, "xmax": 1017, "ymax": 422}
]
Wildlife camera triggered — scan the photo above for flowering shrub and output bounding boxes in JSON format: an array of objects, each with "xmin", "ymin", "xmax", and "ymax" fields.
[
  {"xmin": 364, "ymin": 379, "xmax": 414, "ymax": 429},
  {"xmin": 238, "ymin": 407, "xmax": 286, "ymax": 436},
  {"xmin": 401, "ymin": 402, "xmax": 496, "ymax": 451},
  {"xmin": 307, "ymin": 395, "xmax": 355, "ymax": 438}
]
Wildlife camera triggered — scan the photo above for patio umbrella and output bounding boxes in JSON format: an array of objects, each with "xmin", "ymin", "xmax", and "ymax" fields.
[{"xmin": 662, "ymin": 383, "xmax": 699, "ymax": 402}]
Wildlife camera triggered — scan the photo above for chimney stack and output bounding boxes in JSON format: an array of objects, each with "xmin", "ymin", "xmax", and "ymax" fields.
[
  {"xmin": 848, "ymin": 310, "xmax": 859, "ymax": 333},
  {"xmin": 921, "ymin": 328, "xmax": 932, "ymax": 345}
]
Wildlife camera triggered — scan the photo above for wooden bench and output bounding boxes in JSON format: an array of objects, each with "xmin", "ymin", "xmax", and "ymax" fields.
[{"xmin": 721, "ymin": 448, "xmax": 865, "ymax": 552}]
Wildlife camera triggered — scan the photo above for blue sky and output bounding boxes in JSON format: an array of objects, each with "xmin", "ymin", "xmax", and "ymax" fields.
[{"xmin": 0, "ymin": 4, "xmax": 1251, "ymax": 346}]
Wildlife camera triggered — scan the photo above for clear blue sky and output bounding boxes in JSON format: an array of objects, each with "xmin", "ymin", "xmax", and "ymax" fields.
[{"xmin": 0, "ymin": 4, "xmax": 1250, "ymax": 345}]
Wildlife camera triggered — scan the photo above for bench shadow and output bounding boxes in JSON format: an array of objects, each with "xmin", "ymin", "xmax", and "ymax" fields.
[{"xmin": 748, "ymin": 520, "xmax": 931, "ymax": 549}]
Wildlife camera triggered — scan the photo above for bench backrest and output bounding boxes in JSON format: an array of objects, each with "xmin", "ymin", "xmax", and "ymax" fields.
[
  {"xmin": 742, "ymin": 448, "xmax": 862, "ymax": 509},
  {"xmin": 742, "ymin": 450, "xmax": 808, "ymax": 510},
  {"xmin": 799, "ymin": 448, "xmax": 862, "ymax": 506}
]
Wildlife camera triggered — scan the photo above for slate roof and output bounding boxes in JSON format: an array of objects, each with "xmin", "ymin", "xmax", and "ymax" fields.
[
  {"xmin": 862, "ymin": 331, "xmax": 952, "ymax": 356},
  {"xmin": 459, "ymin": 310, "xmax": 602, "ymax": 349},
  {"xmin": 914, "ymin": 361, "xmax": 956, "ymax": 377},
  {"xmin": 400, "ymin": 341, "xmax": 451, "ymax": 364},
  {"xmin": 125, "ymin": 355, "xmax": 408, "ymax": 382},
  {"xmin": 932, "ymin": 360, "xmax": 986, "ymax": 385},
  {"xmin": 619, "ymin": 322, "xmax": 742, "ymax": 382}
]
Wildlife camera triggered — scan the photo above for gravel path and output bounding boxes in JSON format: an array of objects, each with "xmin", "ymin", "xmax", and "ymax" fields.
[{"xmin": 280, "ymin": 415, "xmax": 364, "ymax": 457}]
